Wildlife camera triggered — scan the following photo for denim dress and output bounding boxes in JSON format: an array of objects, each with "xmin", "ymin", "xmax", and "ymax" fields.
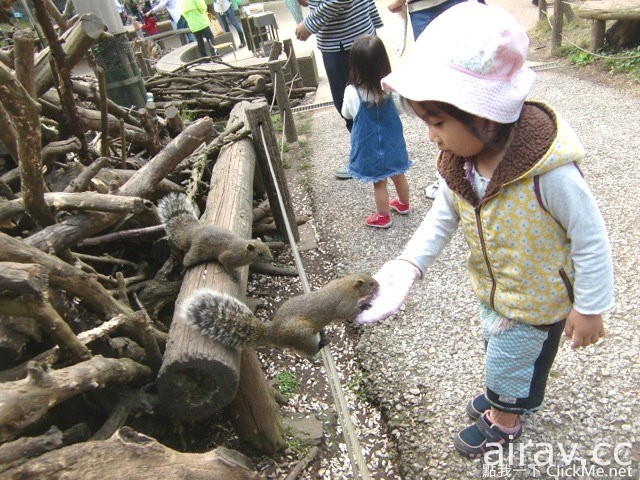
[{"xmin": 348, "ymin": 92, "xmax": 412, "ymax": 182}]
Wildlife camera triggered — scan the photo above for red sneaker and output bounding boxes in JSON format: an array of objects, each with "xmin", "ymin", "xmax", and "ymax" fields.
[
  {"xmin": 365, "ymin": 212, "xmax": 392, "ymax": 229},
  {"xmin": 389, "ymin": 198, "xmax": 410, "ymax": 215}
]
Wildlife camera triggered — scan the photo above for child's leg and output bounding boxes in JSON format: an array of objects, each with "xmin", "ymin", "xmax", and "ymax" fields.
[
  {"xmin": 373, "ymin": 180, "xmax": 390, "ymax": 215},
  {"xmin": 455, "ymin": 314, "xmax": 565, "ymax": 457},
  {"xmin": 483, "ymin": 319, "xmax": 565, "ymax": 413},
  {"xmin": 390, "ymin": 173, "xmax": 410, "ymax": 204}
]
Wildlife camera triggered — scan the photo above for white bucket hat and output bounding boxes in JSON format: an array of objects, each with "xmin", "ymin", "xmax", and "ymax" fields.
[{"xmin": 381, "ymin": 1, "xmax": 536, "ymax": 124}]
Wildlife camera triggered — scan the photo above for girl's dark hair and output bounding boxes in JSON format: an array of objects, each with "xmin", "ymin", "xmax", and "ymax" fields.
[
  {"xmin": 348, "ymin": 34, "xmax": 391, "ymax": 105},
  {"xmin": 421, "ymin": 101, "xmax": 516, "ymax": 152}
]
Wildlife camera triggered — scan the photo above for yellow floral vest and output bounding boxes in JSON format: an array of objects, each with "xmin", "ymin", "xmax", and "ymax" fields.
[{"xmin": 445, "ymin": 103, "xmax": 585, "ymax": 325}]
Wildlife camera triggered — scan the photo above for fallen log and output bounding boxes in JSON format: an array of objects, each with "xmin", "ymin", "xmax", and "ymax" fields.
[
  {"xmin": 0, "ymin": 232, "xmax": 131, "ymax": 318},
  {"xmin": 156, "ymin": 101, "xmax": 285, "ymax": 453},
  {"xmin": 0, "ymin": 313, "xmax": 134, "ymax": 383},
  {"xmin": 0, "ymin": 427, "xmax": 262, "ymax": 479},
  {"xmin": 0, "ymin": 426, "xmax": 64, "ymax": 464},
  {"xmin": 24, "ymin": 117, "xmax": 214, "ymax": 254},
  {"xmin": 0, "ymin": 262, "xmax": 91, "ymax": 361},
  {"xmin": 0, "ymin": 355, "xmax": 151, "ymax": 443},
  {"xmin": 0, "ymin": 192, "xmax": 154, "ymax": 223},
  {"xmin": 35, "ymin": 13, "xmax": 109, "ymax": 96}
]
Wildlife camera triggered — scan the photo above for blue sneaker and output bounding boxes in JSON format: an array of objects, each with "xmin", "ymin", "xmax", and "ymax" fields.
[
  {"xmin": 466, "ymin": 393, "xmax": 491, "ymax": 420},
  {"xmin": 454, "ymin": 413, "xmax": 523, "ymax": 458}
]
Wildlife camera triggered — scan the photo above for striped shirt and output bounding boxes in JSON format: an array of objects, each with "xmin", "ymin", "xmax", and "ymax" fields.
[{"xmin": 303, "ymin": 0, "xmax": 383, "ymax": 53}]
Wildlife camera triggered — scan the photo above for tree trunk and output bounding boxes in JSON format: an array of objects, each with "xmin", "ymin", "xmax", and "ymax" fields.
[{"xmin": 0, "ymin": 427, "xmax": 262, "ymax": 480}]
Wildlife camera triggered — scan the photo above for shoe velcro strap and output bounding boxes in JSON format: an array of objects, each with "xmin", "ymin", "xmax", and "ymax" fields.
[{"xmin": 475, "ymin": 415, "xmax": 512, "ymax": 444}]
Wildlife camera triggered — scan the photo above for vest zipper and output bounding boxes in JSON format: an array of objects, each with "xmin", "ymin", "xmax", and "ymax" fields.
[{"xmin": 475, "ymin": 205, "xmax": 497, "ymax": 308}]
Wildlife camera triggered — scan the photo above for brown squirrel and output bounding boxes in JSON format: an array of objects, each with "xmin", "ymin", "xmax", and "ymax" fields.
[
  {"xmin": 183, "ymin": 273, "xmax": 380, "ymax": 357},
  {"xmin": 157, "ymin": 193, "xmax": 273, "ymax": 277}
]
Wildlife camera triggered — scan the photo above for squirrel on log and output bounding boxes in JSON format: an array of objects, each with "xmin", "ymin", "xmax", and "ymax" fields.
[
  {"xmin": 157, "ymin": 193, "xmax": 273, "ymax": 278},
  {"xmin": 183, "ymin": 273, "xmax": 380, "ymax": 357}
]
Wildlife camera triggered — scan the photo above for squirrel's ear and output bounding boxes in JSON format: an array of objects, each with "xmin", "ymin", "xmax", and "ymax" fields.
[{"xmin": 246, "ymin": 243, "xmax": 256, "ymax": 251}]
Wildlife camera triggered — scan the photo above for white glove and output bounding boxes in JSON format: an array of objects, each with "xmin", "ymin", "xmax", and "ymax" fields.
[{"xmin": 355, "ymin": 260, "xmax": 421, "ymax": 324}]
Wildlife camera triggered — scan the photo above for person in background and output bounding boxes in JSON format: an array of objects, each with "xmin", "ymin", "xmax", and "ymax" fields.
[
  {"xmin": 358, "ymin": 2, "xmax": 613, "ymax": 456},
  {"xmin": 181, "ymin": 0, "xmax": 218, "ymax": 57},
  {"xmin": 213, "ymin": 0, "xmax": 246, "ymax": 48},
  {"xmin": 146, "ymin": 0, "xmax": 195, "ymax": 45},
  {"xmin": 295, "ymin": 0, "xmax": 383, "ymax": 180},
  {"xmin": 342, "ymin": 34, "xmax": 412, "ymax": 229},
  {"xmin": 141, "ymin": 1, "xmax": 159, "ymax": 35},
  {"xmin": 115, "ymin": 0, "xmax": 128, "ymax": 25},
  {"xmin": 387, "ymin": 0, "xmax": 481, "ymax": 199}
]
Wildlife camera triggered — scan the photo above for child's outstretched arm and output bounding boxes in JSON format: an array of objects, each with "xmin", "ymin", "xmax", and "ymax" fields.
[
  {"xmin": 564, "ymin": 310, "xmax": 605, "ymax": 349},
  {"xmin": 356, "ymin": 181, "xmax": 459, "ymax": 324}
]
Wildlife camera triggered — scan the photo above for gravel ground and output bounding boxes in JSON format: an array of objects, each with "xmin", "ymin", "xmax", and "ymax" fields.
[{"xmin": 301, "ymin": 65, "xmax": 640, "ymax": 479}]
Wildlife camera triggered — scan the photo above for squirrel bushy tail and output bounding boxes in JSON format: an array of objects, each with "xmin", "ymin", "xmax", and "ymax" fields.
[
  {"xmin": 184, "ymin": 289, "xmax": 267, "ymax": 348},
  {"xmin": 157, "ymin": 193, "xmax": 200, "ymax": 251}
]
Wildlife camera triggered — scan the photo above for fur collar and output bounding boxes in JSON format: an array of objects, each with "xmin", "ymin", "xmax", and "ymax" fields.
[{"xmin": 438, "ymin": 102, "xmax": 558, "ymax": 207}]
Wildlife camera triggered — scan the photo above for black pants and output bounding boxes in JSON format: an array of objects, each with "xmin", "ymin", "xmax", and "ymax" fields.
[
  {"xmin": 193, "ymin": 26, "xmax": 216, "ymax": 58},
  {"xmin": 321, "ymin": 48, "xmax": 353, "ymax": 132}
]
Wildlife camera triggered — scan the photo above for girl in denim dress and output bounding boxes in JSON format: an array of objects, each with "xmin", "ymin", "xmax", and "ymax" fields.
[{"xmin": 341, "ymin": 34, "xmax": 412, "ymax": 229}]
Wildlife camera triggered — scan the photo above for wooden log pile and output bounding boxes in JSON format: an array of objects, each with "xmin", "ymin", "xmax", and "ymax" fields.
[
  {"xmin": 143, "ymin": 53, "xmax": 315, "ymax": 122},
  {"xmin": 0, "ymin": 1, "xmax": 310, "ymax": 477}
]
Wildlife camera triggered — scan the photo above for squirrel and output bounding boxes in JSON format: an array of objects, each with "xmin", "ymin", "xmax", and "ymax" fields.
[
  {"xmin": 157, "ymin": 193, "xmax": 273, "ymax": 277},
  {"xmin": 182, "ymin": 273, "xmax": 380, "ymax": 357}
]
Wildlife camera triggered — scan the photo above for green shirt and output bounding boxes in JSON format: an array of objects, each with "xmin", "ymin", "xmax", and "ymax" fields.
[{"xmin": 181, "ymin": 0, "xmax": 209, "ymax": 32}]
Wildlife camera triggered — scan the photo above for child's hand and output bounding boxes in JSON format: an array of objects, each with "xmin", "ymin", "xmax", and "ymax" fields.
[
  {"xmin": 564, "ymin": 309, "xmax": 605, "ymax": 349},
  {"xmin": 355, "ymin": 260, "xmax": 420, "ymax": 324}
]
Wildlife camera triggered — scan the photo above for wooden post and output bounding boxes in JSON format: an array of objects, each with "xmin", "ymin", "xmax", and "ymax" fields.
[
  {"xmin": 539, "ymin": 0, "xmax": 548, "ymax": 21},
  {"xmin": 157, "ymin": 102, "xmax": 285, "ymax": 454},
  {"xmin": 552, "ymin": 0, "xmax": 564, "ymax": 51},
  {"xmin": 591, "ymin": 19, "xmax": 607, "ymax": 51},
  {"xmin": 245, "ymin": 101, "xmax": 299, "ymax": 243},
  {"xmin": 267, "ymin": 60, "xmax": 298, "ymax": 143},
  {"xmin": 135, "ymin": 51, "xmax": 151, "ymax": 78},
  {"xmin": 283, "ymin": 39, "xmax": 303, "ymax": 91},
  {"xmin": 226, "ymin": 349, "xmax": 286, "ymax": 454}
]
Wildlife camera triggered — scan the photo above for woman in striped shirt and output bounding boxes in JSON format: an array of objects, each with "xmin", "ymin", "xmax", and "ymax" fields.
[{"xmin": 295, "ymin": 0, "xmax": 383, "ymax": 137}]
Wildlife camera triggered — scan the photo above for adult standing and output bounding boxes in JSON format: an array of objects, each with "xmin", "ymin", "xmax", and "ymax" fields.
[
  {"xmin": 145, "ymin": 0, "xmax": 195, "ymax": 45},
  {"xmin": 213, "ymin": 0, "xmax": 246, "ymax": 48},
  {"xmin": 181, "ymin": 0, "xmax": 217, "ymax": 57},
  {"xmin": 295, "ymin": 0, "xmax": 383, "ymax": 179},
  {"xmin": 388, "ymin": 0, "xmax": 467, "ymax": 42},
  {"xmin": 387, "ymin": 0, "xmax": 482, "ymax": 197}
]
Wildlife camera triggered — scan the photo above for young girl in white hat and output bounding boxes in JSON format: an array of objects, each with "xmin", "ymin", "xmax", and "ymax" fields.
[{"xmin": 357, "ymin": 1, "xmax": 614, "ymax": 456}]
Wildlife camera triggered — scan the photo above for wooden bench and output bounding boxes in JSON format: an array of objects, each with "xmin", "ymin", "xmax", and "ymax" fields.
[{"xmin": 574, "ymin": 0, "xmax": 640, "ymax": 51}]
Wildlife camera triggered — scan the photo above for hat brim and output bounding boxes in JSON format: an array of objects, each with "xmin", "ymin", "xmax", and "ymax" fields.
[{"xmin": 382, "ymin": 61, "xmax": 536, "ymax": 124}]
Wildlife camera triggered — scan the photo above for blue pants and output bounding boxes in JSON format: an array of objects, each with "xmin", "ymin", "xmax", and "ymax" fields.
[
  {"xmin": 409, "ymin": 0, "xmax": 467, "ymax": 40},
  {"xmin": 480, "ymin": 304, "xmax": 566, "ymax": 414},
  {"xmin": 321, "ymin": 48, "xmax": 352, "ymax": 132},
  {"xmin": 176, "ymin": 16, "xmax": 195, "ymax": 45},
  {"xmin": 218, "ymin": 8, "xmax": 245, "ymax": 44}
]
